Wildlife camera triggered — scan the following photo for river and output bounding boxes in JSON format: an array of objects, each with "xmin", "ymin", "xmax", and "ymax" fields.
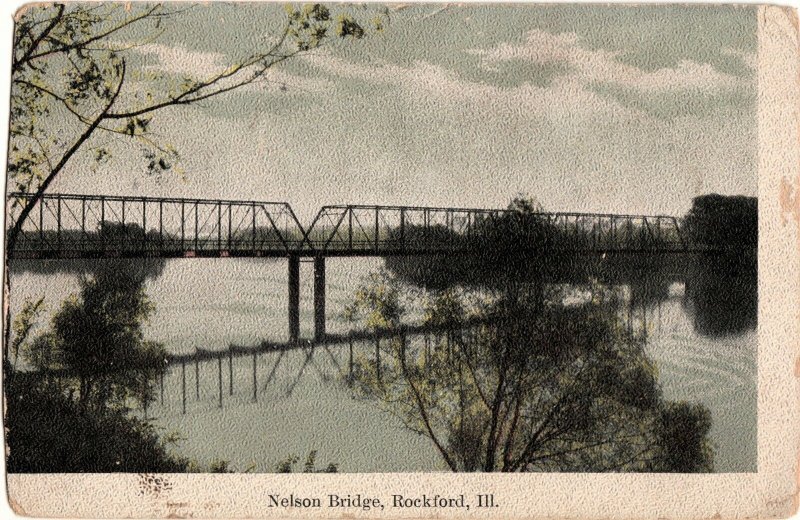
[{"xmin": 8, "ymin": 257, "xmax": 757, "ymax": 472}]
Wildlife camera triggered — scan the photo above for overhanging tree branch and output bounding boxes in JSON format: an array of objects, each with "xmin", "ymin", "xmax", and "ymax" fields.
[
  {"xmin": 18, "ymin": 4, "xmax": 166, "ymax": 70},
  {"xmin": 7, "ymin": 60, "xmax": 126, "ymax": 255},
  {"xmin": 12, "ymin": 3, "xmax": 65, "ymax": 73}
]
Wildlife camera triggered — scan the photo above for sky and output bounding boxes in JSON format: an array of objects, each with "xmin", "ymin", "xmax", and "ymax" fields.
[{"xmin": 34, "ymin": 2, "xmax": 758, "ymax": 221}]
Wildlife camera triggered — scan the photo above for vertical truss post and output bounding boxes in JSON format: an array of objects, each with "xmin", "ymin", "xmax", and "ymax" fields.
[
  {"xmin": 121, "ymin": 200, "xmax": 129, "ymax": 246},
  {"xmin": 574, "ymin": 216, "xmax": 579, "ymax": 244},
  {"xmin": 217, "ymin": 202, "xmax": 222, "ymax": 252},
  {"xmin": 252, "ymin": 352, "xmax": 257, "ymax": 403},
  {"xmin": 194, "ymin": 202, "xmax": 199, "ymax": 251},
  {"xmin": 227, "ymin": 203, "xmax": 232, "ymax": 250},
  {"xmin": 674, "ymin": 217, "xmax": 687, "ymax": 251},
  {"xmin": 81, "ymin": 198, "xmax": 86, "ymax": 252},
  {"xmin": 142, "ymin": 199, "xmax": 147, "ymax": 252},
  {"xmin": 121, "ymin": 199, "xmax": 126, "ymax": 248},
  {"xmin": 346, "ymin": 208, "xmax": 352, "ymax": 250},
  {"xmin": 181, "ymin": 361, "xmax": 186, "ymax": 414},
  {"xmin": 159, "ymin": 200, "xmax": 163, "ymax": 247},
  {"xmin": 656, "ymin": 217, "xmax": 662, "ymax": 244},
  {"xmin": 596, "ymin": 218, "xmax": 602, "ymax": 249},
  {"xmin": 56, "ymin": 196, "xmax": 62, "ymax": 252},
  {"xmin": 217, "ymin": 356, "xmax": 223, "ymax": 408},
  {"xmin": 100, "ymin": 196, "xmax": 105, "ymax": 253},
  {"xmin": 251, "ymin": 203, "xmax": 256, "ymax": 252},
  {"xmin": 228, "ymin": 346, "xmax": 234, "ymax": 395},
  {"xmin": 374, "ymin": 208, "xmax": 380, "ymax": 253},
  {"xmin": 446, "ymin": 210, "xmax": 451, "ymax": 247},
  {"xmin": 180, "ymin": 202, "xmax": 185, "ymax": 248},
  {"xmin": 400, "ymin": 208, "xmax": 405, "ymax": 251},
  {"xmin": 610, "ymin": 217, "xmax": 615, "ymax": 249},
  {"xmin": 38, "ymin": 196, "xmax": 44, "ymax": 245},
  {"xmin": 627, "ymin": 218, "xmax": 633, "ymax": 250}
]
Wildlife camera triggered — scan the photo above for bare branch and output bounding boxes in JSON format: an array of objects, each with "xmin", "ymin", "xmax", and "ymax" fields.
[
  {"xmin": 13, "ymin": 3, "xmax": 65, "ymax": 73},
  {"xmin": 21, "ymin": 4, "xmax": 164, "ymax": 67},
  {"xmin": 104, "ymin": 29, "xmax": 293, "ymax": 120},
  {"xmin": 399, "ymin": 346, "xmax": 459, "ymax": 472}
]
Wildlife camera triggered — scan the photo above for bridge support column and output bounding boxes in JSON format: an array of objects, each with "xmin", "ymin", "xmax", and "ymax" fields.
[
  {"xmin": 288, "ymin": 254, "xmax": 300, "ymax": 343},
  {"xmin": 314, "ymin": 255, "xmax": 326, "ymax": 342}
]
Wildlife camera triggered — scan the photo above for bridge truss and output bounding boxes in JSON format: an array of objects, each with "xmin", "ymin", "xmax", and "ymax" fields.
[
  {"xmin": 6, "ymin": 193, "xmax": 689, "ymax": 259},
  {"xmin": 7, "ymin": 192, "xmax": 306, "ymax": 259},
  {"xmin": 303, "ymin": 204, "xmax": 687, "ymax": 256}
]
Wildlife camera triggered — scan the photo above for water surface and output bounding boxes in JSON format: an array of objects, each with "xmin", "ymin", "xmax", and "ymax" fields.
[{"xmin": 9, "ymin": 257, "xmax": 757, "ymax": 472}]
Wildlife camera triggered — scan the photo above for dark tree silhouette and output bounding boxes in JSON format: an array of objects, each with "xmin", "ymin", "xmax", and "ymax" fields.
[{"xmin": 683, "ymin": 194, "xmax": 757, "ymax": 249}]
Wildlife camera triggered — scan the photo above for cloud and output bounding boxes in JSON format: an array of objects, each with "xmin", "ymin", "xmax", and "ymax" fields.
[
  {"xmin": 299, "ymin": 51, "xmax": 634, "ymax": 120},
  {"xmin": 134, "ymin": 43, "xmax": 228, "ymax": 79},
  {"xmin": 126, "ymin": 27, "xmax": 754, "ymax": 124},
  {"xmin": 722, "ymin": 47, "xmax": 757, "ymax": 70},
  {"xmin": 126, "ymin": 42, "xmax": 334, "ymax": 99},
  {"xmin": 467, "ymin": 30, "xmax": 583, "ymax": 67},
  {"xmin": 469, "ymin": 29, "xmax": 747, "ymax": 96}
]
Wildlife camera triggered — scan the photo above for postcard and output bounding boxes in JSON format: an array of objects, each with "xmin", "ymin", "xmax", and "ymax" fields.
[{"xmin": 2, "ymin": 1, "xmax": 798, "ymax": 518}]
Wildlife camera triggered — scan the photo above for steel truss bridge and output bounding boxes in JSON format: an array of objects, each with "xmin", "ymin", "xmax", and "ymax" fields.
[{"xmin": 7, "ymin": 192, "xmax": 692, "ymax": 342}]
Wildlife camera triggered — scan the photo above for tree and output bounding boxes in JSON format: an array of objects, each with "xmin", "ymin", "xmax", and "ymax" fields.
[
  {"xmin": 10, "ymin": 295, "xmax": 45, "ymax": 369},
  {"xmin": 6, "ymin": 257, "xmax": 182, "ymax": 471},
  {"xmin": 347, "ymin": 276, "xmax": 714, "ymax": 472},
  {"xmin": 20, "ymin": 259, "xmax": 167, "ymax": 411},
  {"xmin": 507, "ymin": 193, "xmax": 544, "ymax": 214},
  {"xmin": 683, "ymin": 194, "xmax": 758, "ymax": 249},
  {"xmin": 6, "ymin": 371, "xmax": 189, "ymax": 472},
  {"xmin": 5, "ymin": 2, "xmax": 376, "ymax": 358},
  {"xmin": 343, "ymin": 269, "xmax": 407, "ymax": 331}
]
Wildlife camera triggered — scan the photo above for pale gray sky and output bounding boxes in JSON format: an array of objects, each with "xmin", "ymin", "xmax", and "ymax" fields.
[{"xmin": 41, "ymin": 3, "xmax": 757, "ymax": 220}]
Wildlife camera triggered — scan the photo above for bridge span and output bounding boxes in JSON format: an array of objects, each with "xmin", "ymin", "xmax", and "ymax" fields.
[{"xmin": 7, "ymin": 192, "xmax": 690, "ymax": 342}]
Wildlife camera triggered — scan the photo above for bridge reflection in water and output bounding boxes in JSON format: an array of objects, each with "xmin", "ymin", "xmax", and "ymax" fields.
[
  {"xmin": 8, "ymin": 192, "xmax": 695, "ymax": 343},
  {"xmin": 142, "ymin": 304, "xmax": 654, "ymax": 420}
]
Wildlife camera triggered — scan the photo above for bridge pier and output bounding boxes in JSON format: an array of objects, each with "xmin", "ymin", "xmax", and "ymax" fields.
[
  {"xmin": 314, "ymin": 255, "xmax": 326, "ymax": 342},
  {"xmin": 288, "ymin": 255, "xmax": 300, "ymax": 343}
]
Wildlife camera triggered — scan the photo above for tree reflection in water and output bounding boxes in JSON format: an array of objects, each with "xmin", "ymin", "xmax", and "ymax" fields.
[{"xmin": 345, "ymin": 272, "xmax": 714, "ymax": 473}]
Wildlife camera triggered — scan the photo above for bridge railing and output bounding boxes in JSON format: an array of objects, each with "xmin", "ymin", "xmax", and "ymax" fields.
[
  {"xmin": 304, "ymin": 205, "xmax": 688, "ymax": 255},
  {"xmin": 7, "ymin": 193, "xmax": 309, "ymax": 259}
]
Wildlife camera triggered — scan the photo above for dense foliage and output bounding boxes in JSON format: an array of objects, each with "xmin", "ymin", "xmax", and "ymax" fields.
[
  {"xmin": 18, "ymin": 259, "xmax": 167, "ymax": 411},
  {"xmin": 5, "ymin": 372, "xmax": 188, "ymax": 473},
  {"xmin": 384, "ymin": 195, "xmax": 682, "ymax": 290},
  {"xmin": 683, "ymin": 194, "xmax": 757, "ymax": 249}
]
